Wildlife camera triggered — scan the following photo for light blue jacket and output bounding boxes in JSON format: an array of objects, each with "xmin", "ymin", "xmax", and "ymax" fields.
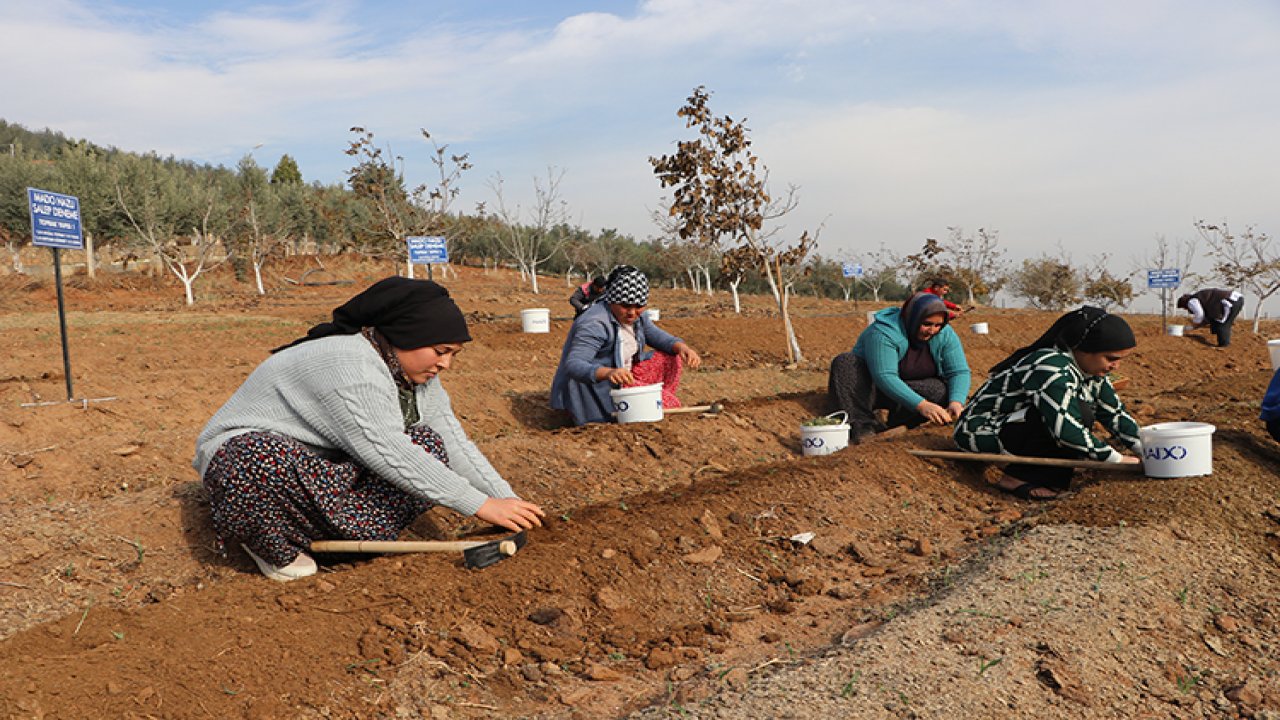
[
  {"xmin": 550, "ymin": 301, "xmax": 683, "ymax": 425},
  {"xmin": 852, "ymin": 307, "xmax": 971, "ymax": 409}
]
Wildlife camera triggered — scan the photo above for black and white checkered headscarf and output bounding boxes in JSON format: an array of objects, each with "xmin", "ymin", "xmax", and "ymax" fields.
[{"xmin": 604, "ymin": 266, "xmax": 649, "ymax": 306}]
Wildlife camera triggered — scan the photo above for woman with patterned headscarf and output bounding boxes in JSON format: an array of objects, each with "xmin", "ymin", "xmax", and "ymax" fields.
[
  {"xmin": 954, "ymin": 306, "xmax": 1142, "ymax": 500},
  {"xmin": 550, "ymin": 265, "xmax": 702, "ymax": 425},
  {"xmin": 827, "ymin": 291, "xmax": 972, "ymax": 443},
  {"xmin": 194, "ymin": 277, "xmax": 545, "ymax": 581}
]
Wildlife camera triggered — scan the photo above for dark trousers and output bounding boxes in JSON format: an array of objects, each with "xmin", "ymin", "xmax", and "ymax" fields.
[
  {"xmin": 1209, "ymin": 297, "xmax": 1244, "ymax": 347},
  {"xmin": 826, "ymin": 351, "xmax": 947, "ymax": 439},
  {"xmin": 998, "ymin": 402, "xmax": 1096, "ymax": 490}
]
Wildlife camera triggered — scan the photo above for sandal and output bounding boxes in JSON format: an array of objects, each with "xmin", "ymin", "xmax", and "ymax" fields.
[{"xmin": 998, "ymin": 481, "xmax": 1060, "ymax": 501}]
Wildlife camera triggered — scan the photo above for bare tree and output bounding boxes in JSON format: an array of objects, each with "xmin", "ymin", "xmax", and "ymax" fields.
[
  {"xmin": 113, "ymin": 155, "xmax": 227, "ymax": 305},
  {"xmin": 858, "ymin": 243, "xmax": 902, "ymax": 302},
  {"xmin": 488, "ymin": 168, "xmax": 570, "ymax": 294},
  {"xmin": 650, "ymin": 86, "xmax": 815, "ymax": 363},
  {"xmin": 1195, "ymin": 219, "xmax": 1280, "ymax": 332},
  {"xmin": 232, "ymin": 155, "xmax": 293, "ymax": 295},
  {"xmin": 942, "ymin": 226, "xmax": 1007, "ymax": 304},
  {"xmin": 651, "ymin": 200, "xmax": 718, "ymax": 295},
  {"xmin": 345, "ymin": 127, "xmax": 471, "ymax": 276},
  {"xmin": 1133, "ymin": 234, "xmax": 1199, "ymax": 320}
]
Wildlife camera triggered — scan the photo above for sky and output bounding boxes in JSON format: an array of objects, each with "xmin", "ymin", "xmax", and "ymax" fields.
[{"xmin": 4, "ymin": 0, "xmax": 1280, "ymax": 299}]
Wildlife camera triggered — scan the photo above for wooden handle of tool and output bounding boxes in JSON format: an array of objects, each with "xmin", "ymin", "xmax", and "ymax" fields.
[
  {"xmin": 310, "ymin": 540, "xmax": 487, "ymax": 554},
  {"xmin": 663, "ymin": 404, "xmax": 713, "ymax": 415},
  {"xmin": 907, "ymin": 448, "xmax": 1143, "ymax": 472},
  {"xmin": 498, "ymin": 540, "xmax": 517, "ymax": 556}
]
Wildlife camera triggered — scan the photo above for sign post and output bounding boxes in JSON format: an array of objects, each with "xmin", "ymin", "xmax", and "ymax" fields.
[
  {"xmin": 28, "ymin": 188, "xmax": 84, "ymax": 402},
  {"xmin": 842, "ymin": 262, "xmax": 865, "ymax": 310},
  {"xmin": 406, "ymin": 236, "xmax": 449, "ymax": 281},
  {"xmin": 1147, "ymin": 268, "xmax": 1183, "ymax": 331}
]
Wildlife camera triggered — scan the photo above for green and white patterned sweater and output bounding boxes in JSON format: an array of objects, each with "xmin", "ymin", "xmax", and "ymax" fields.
[{"xmin": 953, "ymin": 347, "xmax": 1139, "ymax": 461}]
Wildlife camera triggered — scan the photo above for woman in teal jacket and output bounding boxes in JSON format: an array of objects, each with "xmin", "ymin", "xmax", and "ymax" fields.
[{"xmin": 826, "ymin": 292, "xmax": 971, "ymax": 442}]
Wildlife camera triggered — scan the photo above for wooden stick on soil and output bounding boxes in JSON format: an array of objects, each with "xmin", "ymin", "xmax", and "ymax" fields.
[{"xmin": 907, "ymin": 448, "xmax": 1144, "ymax": 472}]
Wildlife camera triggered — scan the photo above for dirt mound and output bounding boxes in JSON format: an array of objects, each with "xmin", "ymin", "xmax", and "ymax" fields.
[{"xmin": 1, "ymin": 263, "xmax": 1278, "ymax": 719}]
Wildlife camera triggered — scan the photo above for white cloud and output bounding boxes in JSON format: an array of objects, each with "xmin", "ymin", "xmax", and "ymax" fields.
[{"xmin": 1, "ymin": 0, "xmax": 1277, "ymax": 287}]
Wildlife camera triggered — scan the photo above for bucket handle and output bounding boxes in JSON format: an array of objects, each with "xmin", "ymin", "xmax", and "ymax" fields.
[{"xmin": 824, "ymin": 411, "xmax": 848, "ymax": 425}]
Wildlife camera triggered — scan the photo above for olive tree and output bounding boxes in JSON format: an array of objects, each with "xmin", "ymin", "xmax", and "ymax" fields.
[{"xmin": 1007, "ymin": 252, "xmax": 1081, "ymax": 310}]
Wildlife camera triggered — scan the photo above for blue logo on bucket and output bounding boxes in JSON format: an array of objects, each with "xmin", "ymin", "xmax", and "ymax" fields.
[
  {"xmin": 803, "ymin": 437, "xmax": 826, "ymax": 449},
  {"xmin": 1143, "ymin": 445, "xmax": 1188, "ymax": 460},
  {"xmin": 613, "ymin": 400, "xmax": 629, "ymax": 412}
]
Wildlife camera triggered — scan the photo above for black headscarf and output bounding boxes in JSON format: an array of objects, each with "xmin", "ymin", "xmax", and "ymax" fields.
[
  {"xmin": 990, "ymin": 305, "xmax": 1136, "ymax": 374},
  {"xmin": 899, "ymin": 291, "xmax": 951, "ymax": 347},
  {"xmin": 272, "ymin": 276, "xmax": 471, "ymax": 353}
]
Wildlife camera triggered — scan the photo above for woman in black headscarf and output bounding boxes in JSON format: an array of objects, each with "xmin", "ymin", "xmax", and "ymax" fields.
[
  {"xmin": 194, "ymin": 277, "xmax": 544, "ymax": 581},
  {"xmin": 953, "ymin": 306, "xmax": 1142, "ymax": 500}
]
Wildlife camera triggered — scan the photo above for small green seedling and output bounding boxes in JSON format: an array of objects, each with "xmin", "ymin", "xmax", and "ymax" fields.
[
  {"xmin": 801, "ymin": 415, "xmax": 844, "ymax": 427},
  {"xmin": 977, "ymin": 656, "xmax": 1003, "ymax": 675},
  {"xmin": 840, "ymin": 671, "xmax": 862, "ymax": 698}
]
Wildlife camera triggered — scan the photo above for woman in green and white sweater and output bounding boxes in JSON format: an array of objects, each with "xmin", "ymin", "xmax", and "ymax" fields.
[{"xmin": 954, "ymin": 306, "xmax": 1142, "ymax": 500}]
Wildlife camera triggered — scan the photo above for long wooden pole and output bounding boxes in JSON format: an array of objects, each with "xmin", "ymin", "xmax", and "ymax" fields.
[{"xmin": 907, "ymin": 448, "xmax": 1143, "ymax": 473}]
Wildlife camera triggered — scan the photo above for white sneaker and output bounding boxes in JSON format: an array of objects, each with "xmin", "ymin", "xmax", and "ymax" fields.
[{"xmin": 241, "ymin": 544, "xmax": 317, "ymax": 582}]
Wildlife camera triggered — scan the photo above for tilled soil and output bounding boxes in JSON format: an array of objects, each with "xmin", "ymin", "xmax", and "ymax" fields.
[{"xmin": 0, "ymin": 261, "xmax": 1277, "ymax": 719}]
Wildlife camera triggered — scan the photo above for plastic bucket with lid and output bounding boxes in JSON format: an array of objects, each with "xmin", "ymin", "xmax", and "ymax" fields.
[
  {"xmin": 800, "ymin": 411, "xmax": 850, "ymax": 456},
  {"xmin": 1268, "ymin": 339, "xmax": 1280, "ymax": 370},
  {"xmin": 1139, "ymin": 422, "xmax": 1216, "ymax": 478},
  {"xmin": 644, "ymin": 308, "xmax": 660, "ymax": 322},
  {"xmin": 1166, "ymin": 324, "xmax": 1185, "ymax": 337},
  {"xmin": 611, "ymin": 383, "xmax": 664, "ymax": 423},
  {"xmin": 970, "ymin": 322, "xmax": 989, "ymax": 335},
  {"xmin": 520, "ymin": 308, "xmax": 550, "ymax": 333}
]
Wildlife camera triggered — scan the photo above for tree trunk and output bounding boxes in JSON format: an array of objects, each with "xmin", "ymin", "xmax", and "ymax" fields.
[
  {"xmin": 253, "ymin": 261, "xmax": 266, "ymax": 295},
  {"xmin": 730, "ymin": 279, "xmax": 742, "ymax": 314},
  {"xmin": 85, "ymin": 233, "xmax": 96, "ymax": 279},
  {"xmin": 780, "ymin": 280, "xmax": 803, "ymax": 364},
  {"xmin": 702, "ymin": 267, "xmax": 713, "ymax": 296}
]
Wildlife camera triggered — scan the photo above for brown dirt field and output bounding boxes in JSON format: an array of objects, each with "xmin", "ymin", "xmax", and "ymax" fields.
[{"xmin": 0, "ymin": 261, "xmax": 1278, "ymax": 719}]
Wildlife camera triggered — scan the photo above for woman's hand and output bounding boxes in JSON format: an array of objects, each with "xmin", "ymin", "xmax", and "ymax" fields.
[
  {"xmin": 915, "ymin": 399, "xmax": 953, "ymax": 425},
  {"xmin": 946, "ymin": 401, "xmax": 965, "ymax": 421},
  {"xmin": 673, "ymin": 342, "xmax": 702, "ymax": 370},
  {"xmin": 476, "ymin": 497, "xmax": 546, "ymax": 532},
  {"xmin": 596, "ymin": 366, "xmax": 636, "ymax": 386}
]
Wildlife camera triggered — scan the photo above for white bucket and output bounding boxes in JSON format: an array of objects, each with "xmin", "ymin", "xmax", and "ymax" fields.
[
  {"xmin": 1166, "ymin": 324, "xmax": 1185, "ymax": 337},
  {"xmin": 644, "ymin": 308, "xmax": 660, "ymax": 322},
  {"xmin": 800, "ymin": 411, "xmax": 850, "ymax": 456},
  {"xmin": 1139, "ymin": 422, "xmax": 1216, "ymax": 478},
  {"xmin": 520, "ymin": 308, "xmax": 550, "ymax": 333},
  {"xmin": 970, "ymin": 322, "xmax": 989, "ymax": 335},
  {"xmin": 610, "ymin": 383, "xmax": 664, "ymax": 423},
  {"xmin": 1268, "ymin": 339, "xmax": 1280, "ymax": 370}
]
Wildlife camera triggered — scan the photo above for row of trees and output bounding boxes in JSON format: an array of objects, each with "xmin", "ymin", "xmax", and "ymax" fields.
[{"xmin": 2, "ymin": 118, "xmax": 1275, "ymax": 335}]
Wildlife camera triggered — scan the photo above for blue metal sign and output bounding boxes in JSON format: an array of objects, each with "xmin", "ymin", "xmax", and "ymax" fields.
[
  {"xmin": 842, "ymin": 262, "xmax": 864, "ymax": 279},
  {"xmin": 27, "ymin": 188, "xmax": 84, "ymax": 250},
  {"xmin": 407, "ymin": 236, "xmax": 449, "ymax": 264},
  {"xmin": 1147, "ymin": 268, "xmax": 1182, "ymax": 289}
]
